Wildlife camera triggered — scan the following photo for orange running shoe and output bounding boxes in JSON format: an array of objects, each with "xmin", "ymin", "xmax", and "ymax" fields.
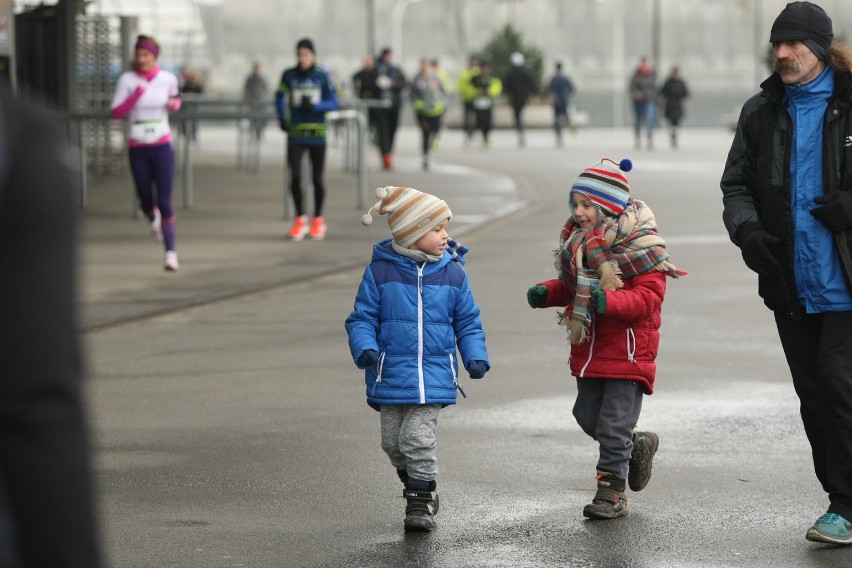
[
  {"xmin": 287, "ymin": 215, "xmax": 308, "ymax": 241},
  {"xmin": 308, "ymin": 216, "xmax": 326, "ymax": 240}
]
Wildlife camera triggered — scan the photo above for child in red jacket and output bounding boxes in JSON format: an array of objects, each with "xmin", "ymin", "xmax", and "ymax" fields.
[{"xmin": 527, "ymin": 158, "xmax": 685, "ymax": 519}]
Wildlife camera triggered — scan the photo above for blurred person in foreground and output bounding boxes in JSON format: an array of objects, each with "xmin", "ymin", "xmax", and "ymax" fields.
[
  {"xmin": 0, "ymin": 87, "xmax": 102, "ymax": 566},
  {"xmin": 721, "ymin": 0, "xmax": 852, "ymax": 545}
]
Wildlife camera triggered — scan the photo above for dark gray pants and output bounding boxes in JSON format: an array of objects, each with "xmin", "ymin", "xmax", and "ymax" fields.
[
  {"xmin": 775, "ymin": 310, "xmax": 852, "ymax": 520},
  {"xmin": 573, "ymin": 378, "xmax": 644, "ymax": 480},
  {"xmin": 380, "ymin": 404, "xmax": 441, "ymax": 482}
]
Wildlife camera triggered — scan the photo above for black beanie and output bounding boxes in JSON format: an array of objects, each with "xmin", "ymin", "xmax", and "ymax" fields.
[
  {"xmin": 296, "ymin": 38, "xmax": 315, "ymax": 54},
  {"xmin": 769, "ymin": 2, "xmax": 833, "ymax": 60}
]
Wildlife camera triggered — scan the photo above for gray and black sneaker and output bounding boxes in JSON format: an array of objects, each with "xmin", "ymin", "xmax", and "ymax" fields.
[
  {"xmin": 628, "ymin": 431, "xmax": 659, "ymax": 492},
  {"xmin": 403, "ymin": 480, "xmax": 439, "ymax": 532},
  {"xmin": 583, "ymin": 471, "xmax": 629, "ymax": 520}
]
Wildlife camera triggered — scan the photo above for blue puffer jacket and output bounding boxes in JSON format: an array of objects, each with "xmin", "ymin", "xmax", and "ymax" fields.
[{"xmin": 345, "ymin": 239, "xmax": 489, "ymax": 411}]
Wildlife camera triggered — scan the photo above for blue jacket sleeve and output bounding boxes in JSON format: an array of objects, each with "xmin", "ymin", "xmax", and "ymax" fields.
[
  {"xmin": 344, "ymin": 266, "xmax": 380, "ymax": 367},
  {"xmin": 315, "ymin": 69, "xmax": 339, "ymax": 113},
  {"xmin": 453, "ymin": 274, "xmax": 489, "ymax": 368},
  {"xmin": 275, "ymin": 72, "xmax": 288, "ymax": 122}
]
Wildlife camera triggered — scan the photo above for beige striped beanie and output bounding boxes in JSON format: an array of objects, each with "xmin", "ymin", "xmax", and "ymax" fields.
[{"xmin": 361, "ymin": 186, "xmax": 452, "ymax": 248}]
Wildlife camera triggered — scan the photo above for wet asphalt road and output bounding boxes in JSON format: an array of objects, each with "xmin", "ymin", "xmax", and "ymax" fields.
[{"xmin": 85, "ymin": 127, "xmax": 852, "ymax": 567}]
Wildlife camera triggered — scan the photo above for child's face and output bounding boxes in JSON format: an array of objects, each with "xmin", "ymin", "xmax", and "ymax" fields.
[
  {"xmin": 411, "ymin": 219, "xmax": 449, "ymax": 256},
  {"xmin": 572, "ymin": 193, "xmax": 599, "ymax": 231}
]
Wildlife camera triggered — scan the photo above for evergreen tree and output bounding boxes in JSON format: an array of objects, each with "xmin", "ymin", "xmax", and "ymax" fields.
[{"xmin": 472, "ymin": 24, "xmax": 544, "ymax": 95}]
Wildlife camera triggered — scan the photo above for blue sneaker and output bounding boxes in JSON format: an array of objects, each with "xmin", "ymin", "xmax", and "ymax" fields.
[{"xmin": 806, "ymin": 513, "xmax": 852, "ymax": 545}]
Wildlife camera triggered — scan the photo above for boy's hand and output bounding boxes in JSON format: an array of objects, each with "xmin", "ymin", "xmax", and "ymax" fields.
[
  {"xmin": 357, "ymin": 349, "xmax": 379, "ymax": 368},
  {"xmin": 591, "ymin": 289, "xmax": 607, "ymax": 314},
  {"xmin": 527, "ymin": 286, "xmax": 547, "ymax": 308},
  {"xmin": 467, "ymin": 360, "xmax": 489, "ymax": 379}
]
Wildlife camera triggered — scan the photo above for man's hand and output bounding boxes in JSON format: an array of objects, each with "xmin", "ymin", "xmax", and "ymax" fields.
[
  {"xmin": 737, "ymin": 223, "xmax": 780, "ymax": 277},
  {"xmin": 811, "ymin": 192, "xmax": 852, "ymax": 233}
]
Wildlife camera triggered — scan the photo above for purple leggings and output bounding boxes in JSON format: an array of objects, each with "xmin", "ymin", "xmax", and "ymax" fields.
[{"xmin": 129, "ymin": 143, "xmax": 176, "ymax": 251}]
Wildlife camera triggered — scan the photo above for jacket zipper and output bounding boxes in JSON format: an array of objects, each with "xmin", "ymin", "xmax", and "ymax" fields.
[
  {"xmin": 626, "ymin": 328, "xmax": 637, "ymax": 363},
  {"xmin": 450, "ymin": 353, "xmax": 466, "ymax": 398},
  {"xmin": 578, "ymin": 326, "xmax": 595, "ymax": 377},
  {"xmin": 370, "ymin": 351, "xmax": 386, "ymax": 397},
  {"xmin": 417, "ymin": 264, "xmax": 426, "ymax": 404}
]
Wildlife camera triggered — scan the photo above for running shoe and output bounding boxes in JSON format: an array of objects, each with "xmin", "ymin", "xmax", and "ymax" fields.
[
  {"xmin": 308, "ymin": 216, "xmax": 326, "ymax": 240},
  {"xmin": 806, "ymin": 513, "xmax": 852, "ymax": 545},
  {"xmin": 287, "ymin": 215, "xmax": 309, "ymax": 241},
  {"xmin": 164, "ymin": 250, "xmax": 179, "ymax": 272}
]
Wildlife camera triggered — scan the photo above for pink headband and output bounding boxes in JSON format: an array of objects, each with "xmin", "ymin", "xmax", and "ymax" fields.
[{"xmin": 135, "ymin": 38, "xmax": 160, "ymax": 58}]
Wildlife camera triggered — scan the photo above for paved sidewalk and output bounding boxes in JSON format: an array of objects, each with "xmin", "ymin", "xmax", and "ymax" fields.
[{"xmin": 78, "ymin": 125, "xmax": 528, "ymax": 330}]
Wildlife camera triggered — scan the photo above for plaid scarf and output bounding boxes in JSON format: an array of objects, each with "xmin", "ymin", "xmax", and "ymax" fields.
[{"xmin": 554, "ymin": 199, "xmax": 686, "ymax": 344}]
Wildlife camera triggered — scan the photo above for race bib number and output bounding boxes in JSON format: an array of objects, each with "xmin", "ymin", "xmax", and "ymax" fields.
[
  {"xmin": 130, "ymin": 119, "xmax": 169, "ymax": 144},
  {"xmin": 473, "ymin": 96, "xmax": 492, "ymax": 110},
  {"xmin": 291, "ymin": 85, "xmax": 321, "ymax": 106}
]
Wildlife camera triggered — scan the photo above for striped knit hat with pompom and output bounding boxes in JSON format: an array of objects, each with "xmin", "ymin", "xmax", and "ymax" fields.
[
  {"xmin": 361, "ymin": 186, "xmax": 452, "ymax": 248},
  {"xmin": 569, "ymin": 158, "xmax": 633, "ymax": 218}
]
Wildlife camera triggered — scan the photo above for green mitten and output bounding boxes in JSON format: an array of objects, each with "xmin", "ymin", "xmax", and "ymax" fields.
[
  {"xmin": 527, "ymin": 286, "xmax": 547, "ymax": 308},
  {"xmin": 591, "ymin": 288, "xmax": 607, "ymax": 314}
]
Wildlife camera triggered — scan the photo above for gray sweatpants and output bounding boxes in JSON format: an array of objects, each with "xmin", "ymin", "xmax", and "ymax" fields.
[
  {"xmin": 380, "ymin": 404, "xmax": 441, "ymax": 482},
  {"xmin": 572, "ymin": 378, "xmax": 644, "ymax": 480}
]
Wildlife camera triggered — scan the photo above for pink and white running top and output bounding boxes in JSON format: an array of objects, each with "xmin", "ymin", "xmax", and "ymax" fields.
[{"xmin": 111, "ymin": 66, "xmax": 181, "ymax": 147}]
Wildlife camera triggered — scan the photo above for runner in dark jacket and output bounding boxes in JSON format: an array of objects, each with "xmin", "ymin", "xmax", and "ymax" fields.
[{"xmin": 503, "ymin": 52, "xmax": 536, "ymax": 148}]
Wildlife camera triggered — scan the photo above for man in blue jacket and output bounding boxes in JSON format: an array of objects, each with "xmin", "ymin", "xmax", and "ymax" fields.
[
  {"xmin": 721, "ymin": 1, "xmax": 852, "ymax": 546},
  {"xmin": 276, "ymin": 37, "xmax": 338, "ymax": 241}
]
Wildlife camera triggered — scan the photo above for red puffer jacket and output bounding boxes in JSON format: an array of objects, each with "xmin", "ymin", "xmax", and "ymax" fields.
[{"xmin": 537, "ymin": 271, "xmax": 667, "ymax": 394}]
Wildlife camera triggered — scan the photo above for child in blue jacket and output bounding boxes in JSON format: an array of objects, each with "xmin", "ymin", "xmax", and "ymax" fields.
[{"xmin": 345, "ymin": 186, "xmax": 490, "ymax": 532}]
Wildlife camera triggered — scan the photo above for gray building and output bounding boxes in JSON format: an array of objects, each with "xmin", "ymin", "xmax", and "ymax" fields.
[{"xmin": 17, "ymin": 0, "xmax": 852, "ymax": 126}]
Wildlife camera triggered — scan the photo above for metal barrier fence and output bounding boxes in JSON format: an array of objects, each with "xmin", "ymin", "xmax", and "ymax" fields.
[{"xmin": 67, "ymin": 100, "xmax": 377, "ymax": 217}]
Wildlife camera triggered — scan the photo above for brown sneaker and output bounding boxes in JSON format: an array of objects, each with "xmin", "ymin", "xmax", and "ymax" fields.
[
  {"xmin": 583, "ymin": 471, "xmax": 628, "ymax": 520},
  {"xmin": 628, "ymin": 431, "xmax": 659, "ymax": 492}
]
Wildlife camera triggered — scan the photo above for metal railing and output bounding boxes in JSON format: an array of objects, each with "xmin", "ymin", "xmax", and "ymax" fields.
[{"xmin": 66, "ymin": 98, "xmax": 377, "ymax": 216}]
